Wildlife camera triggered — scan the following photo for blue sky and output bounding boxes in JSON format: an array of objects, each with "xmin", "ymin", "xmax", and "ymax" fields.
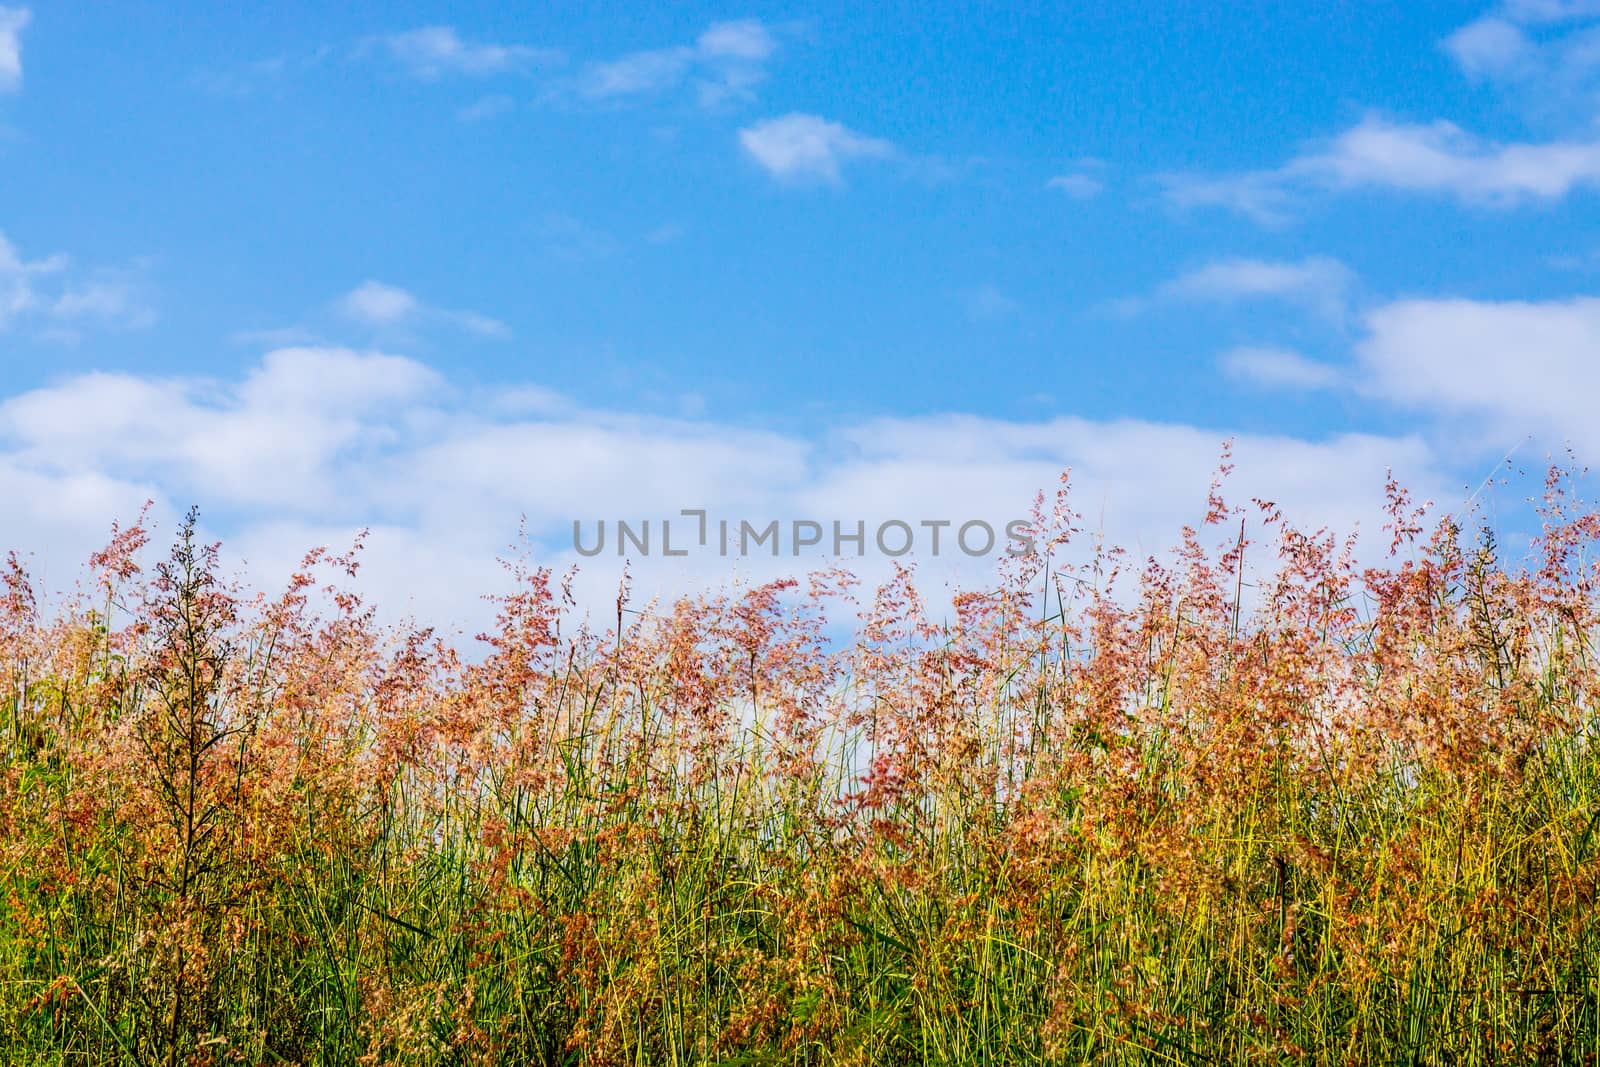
[{"xmin": 3, "ymin": 2, "xmax": 1600, "ymax": 627}]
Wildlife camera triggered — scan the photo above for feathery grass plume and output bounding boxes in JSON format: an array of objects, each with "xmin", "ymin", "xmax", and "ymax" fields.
[{"xmin": 2, "ymin": 468, "xmax": 1600, "ymax": 1064}]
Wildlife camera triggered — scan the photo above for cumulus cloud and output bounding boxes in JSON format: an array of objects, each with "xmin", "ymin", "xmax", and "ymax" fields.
[
  {"xmin": 1358, "ymin": 295, "xmax": 1600, "ymax": 454},
  {"xmin": 0, "ymin": 7, "xmax": 28, "ymax": 93},
  {"xmin": 0, "ymin": 349, "xmax": 441, "ymax": 512},
  {"xmin": 0, "ymin": 349, "xmax": 1458, "ymax": 635},
  {"xmin": 336, "ymin": 280, "xmax": 509, "ymax": 338},
  {"xmin": 738, "ymin": 113, "xmax": 896, "ymax": 183},
  {"xmin": 1445, "ymin": 16, "xmax": 1538, "ymax": 78}
]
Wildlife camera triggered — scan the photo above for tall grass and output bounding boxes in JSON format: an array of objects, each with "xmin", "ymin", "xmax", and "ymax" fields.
[{"xmin": 3, "ymin": 473, "xmax": 1600, "ymax": 1065}]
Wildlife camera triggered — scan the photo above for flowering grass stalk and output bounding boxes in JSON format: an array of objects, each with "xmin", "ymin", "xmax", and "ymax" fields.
[{"xmin": 3, "ymin": 472, "xmax": 1600, "ymax": 1065}]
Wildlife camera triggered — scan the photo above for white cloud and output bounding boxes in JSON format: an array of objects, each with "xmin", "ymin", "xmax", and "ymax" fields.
[
  {"xmin": 0, "ymin": 458, "xmax": 169, "ymax": 597},
  {"xmin": 0, "ymin": 7, "xmax": 28, "ymax": 93},
  {"xmin": 823, "ymin": 416, "xmax": 1441, "ymax": 561},
  {"xmin": 1174, "ymin": 5, "xmax": 1600, "ymax": 221},
  {"xmin": 0, "ymin": 350, "xmax": 439, "ymax": 506},
  {"xmin": 738, "ymin": 113, "xmax": 895, "ymax": 183},
  {"xmin": 578, "ymin": 19, "xmax": 777, "ymax": 106},
  {"xmin": 241, "ymin": 346, "xmax": 441, "ymax": 412},
  {"xmin": 1442, "ymin": 2, "xmax": 1600, "ymax": 120},
  {"xmin": 382, "ymin": 26, "xmax": 556, "ymax": 79},
  {"xmin": 336, "ymin": 280, "xmax": 508, "ymax": 338},
  {"xmin": 338, "ymin": 280, "xmax": 419, "ymax": 325},
  {"xmin": 1153, "ymin": 256, "xmax": 1355, "ymax": 320},
  {"xmin": 1358, "ymin": 295, "xmax": 1600, "ymax": 453},
  {"xmin": 696, "ymin": 20, "xmax": 777, "ymax": 62},
  {"xmin": 1445, "ymin": 16, "xmax": 1537, "ymax": 77},
  {"xmin": 0, "ymin": 350, "xmax": 1457, "ymax": 635},
  {"xmin": 1167, "ymin": 114, "xmax": 1600, "ymax": 219},
  {"xmin": 1220, "ymin": 345, "xmax": 1342, "ymax": 390},
  {"xmin": 1305, "ymin": 116, "xmax": 1600, "ymax": 201}
]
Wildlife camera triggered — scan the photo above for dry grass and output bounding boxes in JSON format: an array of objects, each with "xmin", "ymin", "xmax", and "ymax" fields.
[{"xmin": 3, "ymin": 469, "xmax": 1600, "ymax": 1065}]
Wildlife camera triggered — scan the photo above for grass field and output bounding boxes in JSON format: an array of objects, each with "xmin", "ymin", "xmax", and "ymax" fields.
[{"xmin": 4, "ymin": 473, "xmax": 1600, "ymax": 1065}]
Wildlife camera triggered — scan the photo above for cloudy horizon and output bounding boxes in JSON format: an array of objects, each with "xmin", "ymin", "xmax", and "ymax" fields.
[{"xmin": 4, "ymin": 3, "xmax": 1598, "ymax": 630}]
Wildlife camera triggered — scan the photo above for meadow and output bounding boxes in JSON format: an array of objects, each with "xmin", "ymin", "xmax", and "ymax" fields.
[{"xmin": 3, "ymin": 469, "xmax": 1600, "ymax": 1066}]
